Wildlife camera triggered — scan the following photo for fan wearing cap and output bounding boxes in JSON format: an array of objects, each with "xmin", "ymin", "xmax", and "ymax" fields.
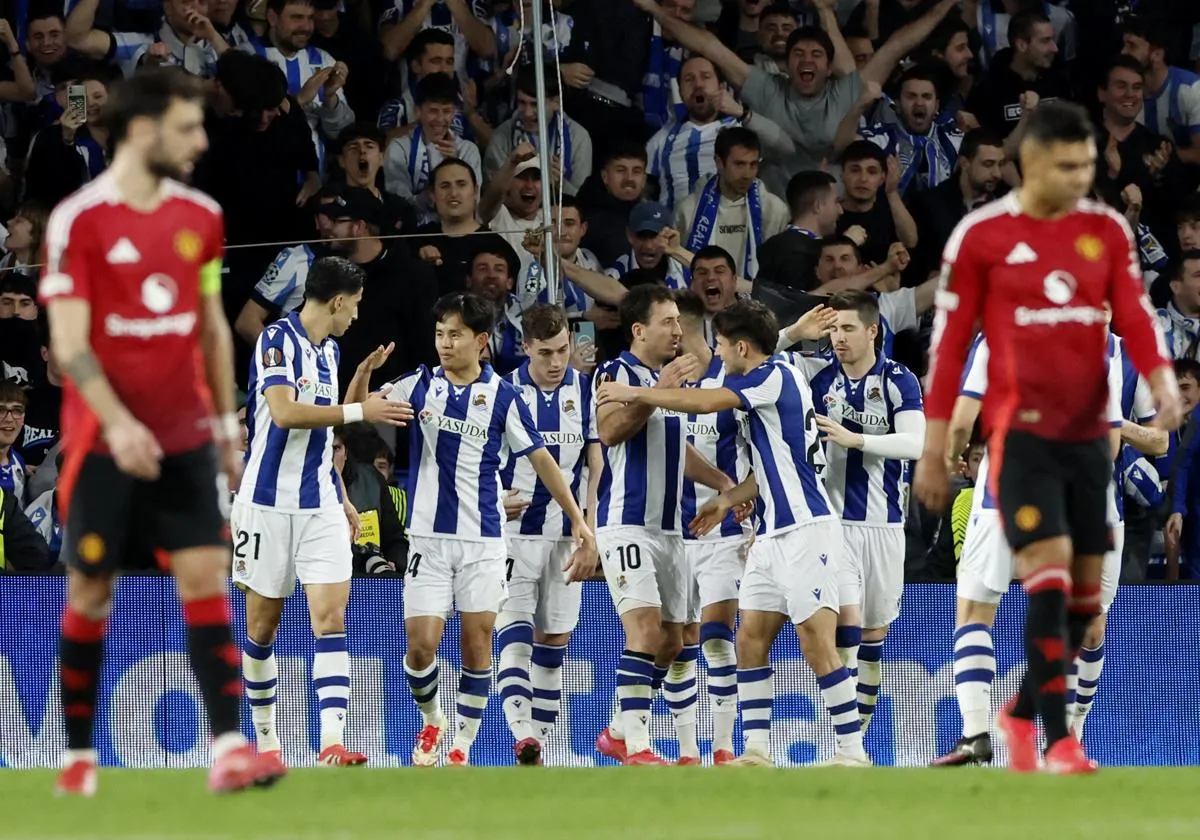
[
  {"xmin": 384, "ymin": 74, "xmax": 483, "ymax": 225},
  {"xmin": 333, "ymin": 123, "xmax": 418, "ymax": 235},
  {"xmin": 480, "ymin": 143, "xmax": 545, "ymax": 253},
  {"xmin": 604, "ymin": 201, "xmax": 690, "ymax": 291},
  {"xmin": 464, "ymin": 239, "xmax": 527, "ymax": 375}
]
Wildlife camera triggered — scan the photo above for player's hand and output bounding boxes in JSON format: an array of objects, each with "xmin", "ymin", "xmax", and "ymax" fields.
[
  {"xmin": 732, "ymin": 499, "xmax": 754, "ymax": 523},
  {"xmin": 143, "ymin": 41, "xmax": 173, "ymax": 66},
  {"xmin": 690, "ymin": 494, "xmax": 733, "ymax": 537},
  {"xmin": 566, "ymin": 518, "xmax": 597, "ymax": 581},
  {"xmin": 343, "ymin": 497, "xmax": 361, "ymax": 542},
  {"xmin": 844, "ymin": 225, "xmax": 868, "ymax": 247},
  {"xmin": 658, "ymin": 353, "xmax": 700, "ymax": 388},
  {"xmin": 913, "ymin": 453, "xmax": 951, "ymax": 513},
  {"xmin": 105, "ymin": 417, "xmax": 164, "ymax": 481},
  {"xmin": 218, "ymin": 441, "xmax": 244, "ymax": 494},
  {"xmin": 358, "ymin": 342, "xmax": 395, "ymax": 374},
  {"xmin": 596, "ymin": 381, "xmax": 640, "ymax": 406},
  {"xmin": 560, "ymin": 62, "xmax": 595, "ymax": 89},
  {"xmin": 815, "ymin": 413, "xmax": 864, "ymax": 450},
  {"xmin": 789, "ymin": 304, "xmax": 837, "ymax": 341},
  {"xmin": 885, "ymin": 155, "xmax": 901, "ymax": 195},
  {"xmin": 1148, "ymin": 368, "xmax": 1184, "ymax": 431},
  {"xmin": 503, "ymin": 488, "xmax": 530, "ymax": 521},
  {"xmin": 362, "ymin": 392, "xmax": 415, "ymax": 426},
  {"xmin": 418, "ymin": 245, "xmax": 444, "ymax": 265}
]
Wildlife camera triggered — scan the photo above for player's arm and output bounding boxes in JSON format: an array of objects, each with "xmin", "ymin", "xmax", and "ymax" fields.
[
  {"xmin": 689, "ymin": 473, "xmax": 759, "ymax": 537},
  {"xmin": 598, "ymin": 382, "xmax": 741, "ymax": 416},
  {"xmin": 585, "ymin": 442, "xmax": 602, "ymax": 534},
  {"xmin": 595, "ymin": 356, "xmax": 697, "ymax": 445},
  {"xmin": 684, "ymin": 443, "xmax": 736, "ymax": 492},
  {"xmin": 344, "ymin": 343, "xmax": 396, "ymax": 405},
  {"xmin": 818, "ymin": 409, "xmax": 926, "ymax": 458},
  {"xmin": 947, "ymin": 394, "xmax": 980, "ymax": 467},
  {"xmin": 263, "ymin": 385, "xmax": 411, "ymax": 429},
  {"xmin": 47, "ymin": 300, "xmax": 133, "ymax": 431},
  {"xmin": 776, "ymin": 305, "xmax": 839, "ymax": 350}
]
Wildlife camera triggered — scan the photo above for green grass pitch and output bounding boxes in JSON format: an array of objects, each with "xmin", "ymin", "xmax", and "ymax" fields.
[{"xmin": 3, "ymin": 768, "xmax": 1198, "ymax": 839}]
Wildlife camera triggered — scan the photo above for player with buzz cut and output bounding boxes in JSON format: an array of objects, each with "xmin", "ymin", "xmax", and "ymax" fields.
[
  {"xmin": 803, "ymin": 291, "xmax": 925, "ymax": 736},
  {"xmin": 597, "ymin": 300, "xmax": 868, "ymax": 767},
  {"xmin": 495, "ymin": 303, "xmax": 600, "ymax": 766},
  {"xmin": 590, "ymin": 284, "xmax": 736, "ymax": 766},
  {"xmin": 233, "ymin": 256, "xmax": 413, "ymax": 774},
  {"xmin": 673, "ymin": 287, "xmax": 753, "ymax": 765},
  {"xmin": 382, "ymin": 292, "xmax": 596, "ymax": 767}
]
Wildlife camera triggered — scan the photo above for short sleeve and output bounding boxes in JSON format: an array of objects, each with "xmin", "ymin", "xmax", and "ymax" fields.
[
  {"xmin": 40, "ymin": 206, "xmax": 94, "ymax": 303},
  {"xmin": 257, "ymin": 324, "xmax": 296, "ymax": 391},
  {"xmin": 594, "ymin": 360, "xmax": 635, "ymax": 388},
  {"xmin": 960, "ymin": 336, "xmax": 989, "ymax": 398},
  {"xmin": 505, "ymin": 389, "xmax": 545, "ymax": 457},
  {"xmin": 254, "ymin": 248, "xmax": 305, "ymax": 309},
  {"xmin": 723, "ymin": 363, "xmax": 779, "ymax": 411},
  {"xmin": 205, "ymin": 205, "xmax": 225, "ymax": 263},
  {"xmin": 111, "ymin": 31, "xmax": 154, "ymax": 77},
  {"xmin": 1181, "ymin": 79, "xmax": 1200, "ymax": 134},
  {"xmin": 1132, "ymin": 374, "xmax": 1156, "ymax": 424},
  {"xmin": 888, "ymin": 364, "xmax": 924, "ymax": 413},
  {"xmin": 1106, "ymin": 364, "xmax": 1122, "ymax": 427},
  {"xmin": 579, "ymin": 374, "xmax": 598, "ymax": 443},
  {"xmin": 878, "ymin": 287, "xmax": 918, "ymax": 334},
  {"xmin": 386, "ymin": 368, "xmax": 425, "ymax": 404}
]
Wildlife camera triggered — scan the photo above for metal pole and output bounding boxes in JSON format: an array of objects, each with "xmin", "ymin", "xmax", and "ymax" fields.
[{"xmin": 529, "ymin": 0, "xmax": 558, "ymax": 304}]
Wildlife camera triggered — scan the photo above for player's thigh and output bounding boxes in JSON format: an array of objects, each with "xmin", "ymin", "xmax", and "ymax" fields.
[
  {"xmin": 737, "ymin": 541, "xmax": 788, "ymax": 618},
  {"xmin": 230, "ymin": 500, "xmax": 297, "ymax": 599},
  {"xmin": 61, "ymin": 452, "xmax": 136, "ymax": 576},
  {"xmin": 404, "ymin": 536, "xmax": 455, "ymax": 619},
  {"xmin": 774, "ymin": 521, "xmax": 842, "ymax": 626},
  {"xmin": 455, "ymin": 541, "xmax": 508, "ymax": 615},
  {"xmin": 995, "ymin": 430, "xmax": 1070, "ymax": 552},
  {"xmin": 648, "ymin": 534, "xmax": 689, "ymax": 624},
  {"xmin": 1101, "ymin": 522, "xmax": 1125, "ymax": 613},
  {"xmin": 534, "ymin": 540, "xmax": 583, "ymax": 635},
  {"xmin": 857, "ymin": 526, "xmax": 906, "ymax": 629},
  {"xmin": 837, "ymin": 523, "xmax": 865, "ymax": 609},
  {"xmin": 957, "ymin": 511, "xmax": 1012, "ymax": 605},
  {"xmin": 294, "ymin": 507, "xmax": 353, "ymax": 587},
  {"xmin": 690, "ymin": 540, "xmax": 744, "ymax": 611},
  {"xmin": 1064, "ymin": 437, "xmax": 1116, "ymax": 558},
  {"xmin": 146, "ymin": 444, "xmax": 227, "ymax": 553},
  {"xmin": 501, "ymin": 538, "xmax": 552, "ymax": 617},
  {"xmin": 598, "ymin": 527, "xmax": 664, "ymax": 616}
]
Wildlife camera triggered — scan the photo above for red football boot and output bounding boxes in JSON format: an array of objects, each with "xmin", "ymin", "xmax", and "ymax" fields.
[{"xmin": 996, "ymin": 700, "xmax": 1039, "ymax": 773}]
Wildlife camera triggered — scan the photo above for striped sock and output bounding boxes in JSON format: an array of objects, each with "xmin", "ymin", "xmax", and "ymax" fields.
[
  {"xmin": 617, "ymin": 650, "xmax": 655, "ymax": 754},
  {"xmin": 651, "ymin": 663, "xmax": 668, "ymax": 693},
  {"xmin": 1013, "ymin": 566, "xmax": 1071, "ymax": 747},
  {"xmin": 313, "ymin": 633, "xmax": 350, "ymax": 751},
  {"xmin": 181, "ymin": 596, "xmax": 241, "ymax": 739},
  {"xmin": 737, "ymin": 666, "xmax": 773, "ymax": 757},
  {"xmin": 817, "ymin": 667, "xmax": 865, "ymax": 758},
  {"xmin": 243, "ymin": 637, "xmax": 280, "ymax": 752},
  {"xmin": 403, "ymin": 656, "xmax": 441, "ymax": 723},
  {"xmin": 531, "ymin": 642, "xmax": 566, "ymax": 742},
  {"xmin": 452, "ymin": 666, "xmax": 492, "ymax": 753},
  {"xmin": 857, "ymin": 640, "xmax": 884, "ymax": 730},
  {"xmin": 1072, "ymin": 644, "xmax": 1105, "ymax": 733},
  {"xmin": 953, "ymin": 623, "xmax": 996, "ymax": 739},
  {"xmin": 664, "ymin": 644, "xmax": 699, "ymax": 759},
  {"xmin": 700, "ymin": 623, "xmax": 737, "ymax": 754},
  {"xmin": 835, "ymin": 625, "xmax": 861, "ymax": 682},
  {"xmin": 496, "ymin": 615, "xmax": 535, "ymax": 742},
  {"xmin": 59, "ymin": 607, "xmax": 106, "ymax": 752}
]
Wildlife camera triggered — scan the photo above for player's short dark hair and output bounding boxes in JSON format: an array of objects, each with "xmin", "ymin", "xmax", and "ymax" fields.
[
  {"xmin": 1022, "ymin": 100, "xmax": 1095, "ymax": 147},
  {"xmin": 827, "ymin": 289, "xmax": 880, "ymax": 326},
  {"xmin": 1008, "ymin": 9, "xmax": 1051, "ymax": 47},
  {"xmin": 960, "ymin": 127, "xmax": 1005, "ymax": 159},
  {"xmin": 819, "ymin": 235, "xmax": 862, "ymax": 262},
  {"xmin": 1102, "ymin": 56, "xmax": 1146, "ymax": 88},
  {"xmin": 430, "ymin": 156, "xmax": 478, "ymax": 187},
  {"xmin": 712, "ymin": 300, "xmax": 778, "ymax": 355},
  {"xmin": 715, "ymin": 125, "xmax": 760, "ymax": 161},
  {"xmin": 408, "ymin": 27, "xmax": 455, "ymax": 61},
  {"xmin": 927, "ymin": 17, "xmax": 970, "ymax": 56},
  {"xmin": 305, "ymin": 256, "xmax": 365, "ymax": 303},
  {"xmin": 841, "ymin": 140, "xmax": 887, "ymax": 169},
  {"xmin": 785, "ymin": 26, "xmax": 835, "ymax": 62},
  {"xmin": 786, "ymin": 170, "xmax": 837, "ymax": 217},
  {"xmin": 677, "ymin": 54, "xmax": 725, "ymax": 87},
  {"xmin": 104, "ymin": 67, "xmax": 205, "ymax": 146},
  {"xmin": 516, "ymin": 66, "xmax": 559, "ymax": 100},
  {"xmin": 602, "ymin": 139, "xmax": 648, "ymax": 168},
  {"xmin": 521, "ymin": 303, "xmax": 569, "ymax": 342},
  {"xmin": 0, "ymin": 380, "xmax": 29, "ymax": 408},
  {"xmin": 433, "ymin": 292, "xmax": 494, "ymax": 336},
  {"xmin": 1174, "ymin": 358, "xmax": 1200, "ymax": 383},
  {"xmin": 415, "ymin": 73, "xmax": 459, "ymax": 106},
  {"xmin": 1122, "ymin": 16, "xmax": 1170, "ymax": 50},
  {"xmin": 620, "ymin": 284, "xmax": 677, "ymax": 334},
  {"xmin": 674, "ymin": 289, "xmax": 707, "ymax": 322},
  {"xmin": 693, "ymin": 244, "xmax": 737, "ymax": 274}
]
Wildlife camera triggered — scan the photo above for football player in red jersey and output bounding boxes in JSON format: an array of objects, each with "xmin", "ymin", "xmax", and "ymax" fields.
[
  {"xmin": 915, "ymin": 101, "xmax": 1183, "ymax": 775},
  {"xmin": 40, "ymin": 69, "xmax": 279, "ymax": 796}
]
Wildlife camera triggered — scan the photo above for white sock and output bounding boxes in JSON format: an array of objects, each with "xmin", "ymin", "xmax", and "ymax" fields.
[
  {"xmin": 403, "ymin": 656, "xmax": 442, "ymax": 723},
  {"xmin": 1072, "ymin": 643, "xmax": 1105, "ymax": 735},
  {"xmin": 700, "ymin": 623, "xmax": 737, "ymax": 754},
  {"xmin": 496, "ymin": 613, "xmax": 535, "ymax": 742},
  {"xmin": 817, "ymin": 667, "xmax": 865, "ymax": 759},
  {"xmin": 857, "ymin": 639, "xmax": 884, "ymax": 732},
  {"xmin": 212, "ymin": 730, "xmax": 249, "ymax": 760},
  {"xmin": 617, "ymin": 650, "xmax": 655, "ymax": 754},
  {"xmin": 452, "ymin": 666, "xmax": 491, "ymax": 753},
  {"xmin": 313, "ymin": 633, "xmax": 350, "ymax": 751},
  {"xmin": 531, "ymin": 642, "xmax": 567, "ymax": 743},
  {"xmin": 952, "ymin": 623, "xmax": 996, "ymax": 739},
  {"xmin": 664, "ymin": 644, "xmax": 699, "ymax": 759},
  {"xmin": 737, "ymin": 666, "xmax": 773, "ymax": 757},
  {"xmin": 243, "ymin": 637, "xmax": 280, "ymax": 753}
]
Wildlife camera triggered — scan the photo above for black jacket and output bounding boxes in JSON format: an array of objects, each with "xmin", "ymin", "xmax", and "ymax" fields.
[
  {"xmin": 966, "ymin": 49, "xmax": 1074, "ymax": 138},
  {"xmin": 577, "ymin": 175, "xmax": 639, "ymax": 267},
  {"xmin": 0, "ymin": 488, "xmax": 50, "ymax": 573},
  {"xmin": 24, "ymin": 126, "xmax": 101, "ymax": 208}
]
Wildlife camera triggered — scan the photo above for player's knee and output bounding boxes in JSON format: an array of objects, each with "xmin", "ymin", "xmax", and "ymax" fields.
[
  {"xmin": 534, "ymin": 630, "xmax": 571, "ymax": 647},
  {"xmin": 171, "ymin": 548, "xmax": 228, "ymax": 601},
  {"xmin": 956, "ymin": 598, "xmax": 997, "ymax": 628},
  {"xmin": 734, "ymin": 625, "xmax": 771, "ymax": 664},
  {"xmin": 1083, "ymin": 612, "xmax": 1107, "ymax": 648},
  {"xmin": 308, "ymin": 602, "xmax": 347, "ymax": 636},
  {"xmin": 862, "ymin": 625, "xmax": 889, "ymax": 643}
]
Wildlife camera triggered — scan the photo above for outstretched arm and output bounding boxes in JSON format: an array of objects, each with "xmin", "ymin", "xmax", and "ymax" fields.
[
  {"xmin": 860, "ymin": 0, "xmax": 958, "ymax": 87},
  {"xmin": 633, "ymin": 0, "xmax": 751, "ymax": 89}
]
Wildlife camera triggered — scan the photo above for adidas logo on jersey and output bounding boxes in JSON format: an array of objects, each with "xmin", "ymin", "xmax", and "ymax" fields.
[
  {"xmin": 1005, "ymin": 242, "xmax": 1038, "ymax": 265},
  {"xmin": 106, "ymin": 237, "xmax": 141, "ymax": 264}
]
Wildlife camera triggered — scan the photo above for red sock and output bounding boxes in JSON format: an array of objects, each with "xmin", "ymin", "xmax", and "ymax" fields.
[
  {"xmin": 182, "ymin": 596, "xmax": 241, "ymax": 738},
  {"xmin": 59, "ymin": 607, "xmax": 107, "ymax": 751}
]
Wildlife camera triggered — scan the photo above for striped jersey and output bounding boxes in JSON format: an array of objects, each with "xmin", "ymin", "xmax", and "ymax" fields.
[
  {"xmin": 723, "ymin": 356, "xmax": 834, "ymax": 536},
  {"xmin": 386, "ymin": 363, "xmax": 544, "ymax": 541},
  {"xmin": 252, "ymin": 245, "xmax": 314, "ymax": 315},
  {"xmin": 1139, "ymin": 66, "xmax": 1200, "ymax": 148},
  {"xmin": 112, "ymin": 23, "xmax": 220, "ymax": 78},
  {"xmin": 960, "ymin": 335, "xmax": 997, "ymax": 513},
  {"xmin": 808, "ymin": 353, "xmax": 924, "ymax": 526},
  {"xmin": 681, "ymin": 356, "xmax": 752, "ymax": 541},
  {"xmin": 605, "ymin": 253, "xmax": 689, "ymax": 290},
  {"xmin": 594, "ymin": 351, "xmax": 686, "ymax": 532},
  {"xmin": 501, "ymin": 364, "xmax": 595, "ymax": 539},
  {"xmin": 531, "ymin": 248, "xmax": 602, "ymax": 315},
  {"xmin": 1106, "ymin": 333, "xmax": 1153, "ymax": 524},
  {"xmin": 646, "ymin": 116, "xmax": 740, "ymax": 211},
  {"xmin": 240, "ymin": 313, "xmax": 343, "ymax": 511},
  {"xmin": 378, "ymin": 0, "xmax": 492, "ymax": 84}
]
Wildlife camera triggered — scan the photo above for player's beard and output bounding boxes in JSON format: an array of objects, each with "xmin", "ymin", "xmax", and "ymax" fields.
[{"xmin": 147, "ymin": 153, "xmax": 190, "ymax": 183}]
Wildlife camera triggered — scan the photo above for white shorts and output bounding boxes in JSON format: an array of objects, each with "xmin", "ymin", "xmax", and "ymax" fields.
[
  {"xmin": 684, "ymin": 539, "xmax": 745, "ymax": 622},
  {"xmin": 229, "ymin": 500, "xmax": 352, "ymax": 599},
  {"xmin": 1102, "ymin": 521, "xmax": 1125, "ymax": 613},
  {"xmin": 838, "ymin": 523, "xmax": 905, "ymax": 628},
  {"xmin": 738, "ymin": 520, "xmax": 841, "ymax": 625},
  {"xmin": 500, "ymin": 537, "xmax": 583, "ymax": 635},
  {"xmin": 597, "ymin": 526, "xmax": 690, "ymax": 623},
  {"xmin": 404, "ymin": 535, "xmax": 507, "ymax": 619},
  {"xmin": 957, "ymin": 509, "xmax": 1015, "ymax": 606}
]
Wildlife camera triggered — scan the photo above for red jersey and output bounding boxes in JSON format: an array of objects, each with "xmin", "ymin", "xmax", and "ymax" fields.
[
  {"xmin": 39, "ymin": 173, "xmax": 225, "ymax": 455},
  {"xmin": 926, "ymin": 193, "xmax": 1169, "ymax": 442}
]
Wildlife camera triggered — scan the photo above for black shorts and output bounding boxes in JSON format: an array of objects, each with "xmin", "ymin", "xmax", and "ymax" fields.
[
  {"xmin": 61, "ymin": 444, "xmax": 227, "ymax": 575},
  {"xmin": 993, "ymin": 430, "xmax": 1113, "ymax": 556}
]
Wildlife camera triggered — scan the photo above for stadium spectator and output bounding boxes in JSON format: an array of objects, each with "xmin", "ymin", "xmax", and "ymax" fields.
[
  {"xmin": 0, "ymin": 474, "xmax": 49, "ymax": 572},
  {"xmin": 0, "ymin": 381, "xmax": 28, "ymax": 501},
  {"xmin": 464, "ymin": 239, "xmax": 525, "ymax": 374},
  {"xmin": 333, "ymin": 424, "xmax": 407, "ymax": 577},
  {"xmin": 1121, "ymin": 17, "xmax": 1200, "ymax": 168},
  {"xmin": 577, "ymin": 140, "xmax": 650, "ymax": 266},
  {"xmin": 64, "ymin": 0, "xmax": 231, "ymax": 78},
  {"xmin": 331, "ymin": 123, "xmax": 418, "ymax": 235},
  {"xmin": 1157, "ymin": 251, "xmax": 1200, "ymax": 361},
  {"xmin": 22, "ymin": 5, "xmax": 70, "ymax": 104},
  {"xmin": 755, "ymin": 170, "xmax": 841, "ymax": 298},
  {"xmin": 834, "ymin": 140, "xmax": 919, "ymax": 266}
]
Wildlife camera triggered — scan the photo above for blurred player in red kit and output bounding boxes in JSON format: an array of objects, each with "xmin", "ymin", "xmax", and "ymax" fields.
[
  {"xmin": 914, "ymin": 101, "xmax": 1183, "ymax": 775},
  {"xmin": 40, "ymin": 70, "xmax": 281, "ymax": 796}
]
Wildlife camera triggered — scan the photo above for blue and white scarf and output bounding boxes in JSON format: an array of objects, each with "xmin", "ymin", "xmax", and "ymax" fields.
[
  {"xmin": 513, "ymin": 115, "xmax": 572, "ymax": 182},
  {"xmin": 866, "ymin": 123, "xmax": 958, "ymax": 194},
  {"xmin": 642, "ymin": 20, "xmax": 685, "ymax": 130},
  {"xmin": 685, "ymin": 175, "xmax": 764, "ymax": 278},
  {"xmin": 407, "ymin": 125, "xmax": 433, "ymax": 193},
  {"xmin": 490, "ymin": 293, "xmax": 527, "ymax": 374}
]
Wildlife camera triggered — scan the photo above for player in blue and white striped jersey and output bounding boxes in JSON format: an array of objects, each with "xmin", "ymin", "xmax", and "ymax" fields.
[
  {"xmin": 233, "ymin": 244, "xmax": 315, "ymax": 346},
  {"xmin": 597, "ymin": 300, "xmax": 869, "ymax": 767},
  {"xmin": 494, "ymin": 305, "xmax": 599, "ymax": 765},
  {"xmin": 804, "ymin": 292, "xmax": 924, "ymax": 736},
  {"xmin": 233, "ymin": 257, "xmax": 412, "ymax": 773},
  {"xmin": 382, "ymin": 293, "xmax": 595, "ymax": 768},
  {"xmin": 589, "ymin": 285, "xmax": 735, "ymax": 766}
]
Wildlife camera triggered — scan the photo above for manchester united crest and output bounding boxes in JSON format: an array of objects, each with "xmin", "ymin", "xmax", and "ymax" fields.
[
  {"xmin": 175, "ymin": 229, "xmax": 203, "ymax": 262},
  {"xmin": 1074, "ymin": 234, "xmax": 1104, "ymax": 263}
]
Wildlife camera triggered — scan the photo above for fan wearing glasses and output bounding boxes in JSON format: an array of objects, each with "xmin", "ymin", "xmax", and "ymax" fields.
[{"xmin": 0, "ymin": 380, "xmax": 28, "ymax": 501}]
